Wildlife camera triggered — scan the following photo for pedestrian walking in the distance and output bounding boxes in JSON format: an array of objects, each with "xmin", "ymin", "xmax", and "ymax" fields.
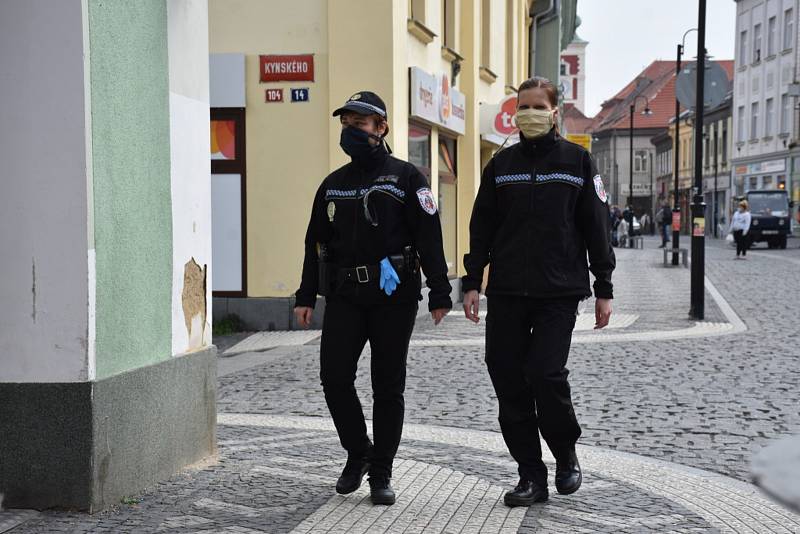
[{"xmin": 729, "ymin": 200, "xmax": 752, "ymax": 259}]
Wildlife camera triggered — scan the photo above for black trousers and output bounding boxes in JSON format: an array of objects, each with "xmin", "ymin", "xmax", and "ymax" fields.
[
  {"xmin": 319, "ymin": 295, "xmax": 418, "ymax": 477},
  {"xmin": 733, "ymin": 230, "xmax": 749, "ymax": 256},
  {"xmin": 485, "ymin": 295, "xmax": 582, "ymax": 486}
]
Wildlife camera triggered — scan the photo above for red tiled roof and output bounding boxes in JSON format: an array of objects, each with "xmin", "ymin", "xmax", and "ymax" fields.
[
  {"xmin": 588, "ymin": 59, "xmax": 734, "ymax": 132},
  {"xmin": 562, "ymin": 103, "xmax": 594, "ymax": 134}
]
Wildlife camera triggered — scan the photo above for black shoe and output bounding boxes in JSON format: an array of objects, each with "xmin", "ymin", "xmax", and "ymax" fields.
[
  {"xmin": 555, "ymin": 451, "xmax": 582, "ymax": 495},
  {"xmin": 368, "ymin": 475, "xmax": 396, "ymax": 505},
  {"xmin": 335, "ymin": 449, "xmax": 371, "ymax": 495},
  {"xmin": 503, "ymin": 479, "xmax": 548, "ymax": 507}
]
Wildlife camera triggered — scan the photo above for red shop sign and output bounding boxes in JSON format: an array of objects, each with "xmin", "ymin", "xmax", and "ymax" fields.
[{"xmin": 260, "ymin": 54, "xmax": 315, "ymax": 82}]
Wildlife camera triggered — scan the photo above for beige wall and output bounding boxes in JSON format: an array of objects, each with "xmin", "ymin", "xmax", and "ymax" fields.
[
  {"xmin": 209, "ymin": 0, "xmax": 532, "ymax": 298},
  {"xmin": 210, "ymin": 0, "xmax": 330, "ymax": 297}
]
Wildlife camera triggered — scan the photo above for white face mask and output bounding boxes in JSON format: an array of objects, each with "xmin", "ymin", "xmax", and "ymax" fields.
[{"xmin": 515, "ymin": 108, "xmax": 555, "ymax": 139}]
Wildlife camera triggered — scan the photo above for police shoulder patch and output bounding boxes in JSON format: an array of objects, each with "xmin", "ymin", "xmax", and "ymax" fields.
[
  {"xmin": 416, "ymin": 187, "xmax": 438, "ymax": 215},
  {"xmin": 593, "ymin": 175, "xmax": 608, "ymax": 203}
]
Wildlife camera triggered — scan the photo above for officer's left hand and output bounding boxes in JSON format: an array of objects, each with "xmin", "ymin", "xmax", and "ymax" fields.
[
  {"xmin": 594, "ymin": 298, "xmax": 612, "ymax": 329},
  {"xmin": 431, "ymin": 308, "xmax": 449, "ymax": 325}
]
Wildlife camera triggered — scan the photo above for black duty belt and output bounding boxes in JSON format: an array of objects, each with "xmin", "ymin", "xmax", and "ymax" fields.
[{"xmin": 338, "ymin": 264, "xmax": 382, "ymax": 284}]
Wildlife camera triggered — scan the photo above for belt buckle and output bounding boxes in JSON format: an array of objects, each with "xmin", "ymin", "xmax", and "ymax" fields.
[{"xmin": 356, "ymin": 266, "xmax": 369, "ymax": 283}]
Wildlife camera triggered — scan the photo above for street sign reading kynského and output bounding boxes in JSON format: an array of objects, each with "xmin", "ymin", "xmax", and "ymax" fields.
[
  {"xmin": 675, "ymin": 60, "xmax": 730, "ymax": 111},
  {"xmin": 260, "ymin": 55, "xmax": 314, "ymax": 82}
]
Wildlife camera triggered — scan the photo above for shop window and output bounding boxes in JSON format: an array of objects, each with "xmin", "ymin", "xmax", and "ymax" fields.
[
  {"xmin": 409, "ymin": 123, "xmax": 432, "ymax": 182},
  {"xmin": 211, "ymin": 120, "xmax": 237, "ymax": 160},
  {"xmin": 749, "ymin": 176, "xmax": 759, "ymax": 191},
  {"xmin": 763, "ymin": 175, "xmax": 773, "ymax": 189},
  {"xmin": 438, "ymin": 136, "xmax": 458, "ymax": 277},
  {"xmin": 210, "ymin": 109, "xmax": 247, "ymax": 297}
]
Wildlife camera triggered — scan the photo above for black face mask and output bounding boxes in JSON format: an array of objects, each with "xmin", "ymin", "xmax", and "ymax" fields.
[{"xmin": 339, "ymin": 126, "xmax": 383, "ymax": 159}]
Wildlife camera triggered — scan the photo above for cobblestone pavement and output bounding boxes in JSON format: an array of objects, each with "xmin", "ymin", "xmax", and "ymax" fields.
[{"xmin": 6, "ymin": 236, "xmax": 800, "ymax": 533}]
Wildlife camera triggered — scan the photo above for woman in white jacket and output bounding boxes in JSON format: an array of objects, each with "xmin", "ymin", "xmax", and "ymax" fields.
[{"xmin": 729, "ymin": 200, "xmax": 752, "ymax": 259}]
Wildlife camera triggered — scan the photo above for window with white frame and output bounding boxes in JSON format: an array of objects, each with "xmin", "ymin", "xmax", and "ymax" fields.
[
  {"xmin": 753, "ymin": 23, "xmax": 762, "ymax": 62},
  {"xmin": 740, "ymin": 30, "xmax": 748, "ymax": 66},
  {"xmin": 781, "ymin": 93, "xmax": 790, "ymax": 134},
  {"xmin": 722, "ymin": 125, "xmax": 728, "ymax": 163},
  {"xmin": 768, "ymin": 16, "xmax": 777, "ymax": 56},
  {"xmin": 784, "ymin": 8, "xmax": 794, "ymax": 51},
  {"xmin": 634, "ymin": 150, "xmax": 648, "ymax": 172},
  {"xmin": 751, "ymin": 101, "xmax": 759, "ymax": 139},
  {"xmin": 738, "ymin": 105, "xmax": 746, "ymax": 142},
  {"xmin": 765, "ymin": 97, "xmax": 775, "ymax": 136}
]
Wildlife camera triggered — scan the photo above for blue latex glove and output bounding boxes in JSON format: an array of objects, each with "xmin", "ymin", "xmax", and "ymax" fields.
[{"xmin": 379, "ymin": 257, "xmax": 401, "ymax": 296}]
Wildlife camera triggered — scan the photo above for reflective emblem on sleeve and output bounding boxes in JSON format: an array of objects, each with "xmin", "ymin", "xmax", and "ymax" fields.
[
  {"xmin": 593, "ymin": 175, "xmax": 607, "ymax": 203},
  {"xmin": 416, "ymin": 187, "xmax": 438, "ymax": 215}
]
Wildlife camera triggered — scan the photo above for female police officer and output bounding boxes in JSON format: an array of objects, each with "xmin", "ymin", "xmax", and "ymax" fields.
[
  {"xmin": 294, "ymin": 91, "xmax": 452, "ymax": 505},
  {"xmin": 462, "ymin": 77, "xmax": 615, "ymax": 507}
]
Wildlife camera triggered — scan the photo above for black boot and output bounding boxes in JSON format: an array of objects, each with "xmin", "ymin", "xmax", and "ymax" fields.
[
  {"xmin": 503, "ymin": 479, "xmax": 548, "ymax": 507},
  {"xmin": 555, "ymin": 450, "xmax": 582, "ymax": 495},
  {"xmin": 335, "ymin": 447, "xmax": 372, "ymax": 495},
  {"xmin": 368, "ymin": 474, "xmax": 396, "ymax": 505}
]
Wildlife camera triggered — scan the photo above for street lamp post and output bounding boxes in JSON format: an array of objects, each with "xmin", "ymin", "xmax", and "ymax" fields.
[
  {"xmin": 629, "ymin": 95, "xmax": 652, "ymax": 211},
  {"xmin": 690, "ymin": 0, "xmax": 707, "ymax": 320},
  {"xmin": 673, "ymin": 27, "xmax": 697, "ymax": 265}
]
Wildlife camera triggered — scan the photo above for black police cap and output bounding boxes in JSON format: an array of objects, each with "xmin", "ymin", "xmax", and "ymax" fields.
[{"xmin": 332, "ymin": 91, "xmax": 387, "ymax": 119}]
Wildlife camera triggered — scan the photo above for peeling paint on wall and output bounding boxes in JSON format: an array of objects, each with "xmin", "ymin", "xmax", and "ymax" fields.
[{"xmin": 182, "ymin": 258, "xmax": 207, "ymax": 351}]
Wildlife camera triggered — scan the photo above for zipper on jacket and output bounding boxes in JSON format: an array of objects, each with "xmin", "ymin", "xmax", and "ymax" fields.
[
  {"xmin": 353, "ymin": 166, "xmax": 363, "ymax": 297},
  {"xmin": 524, "ymin": 167, "xmax": 536, "ymax": 296}
]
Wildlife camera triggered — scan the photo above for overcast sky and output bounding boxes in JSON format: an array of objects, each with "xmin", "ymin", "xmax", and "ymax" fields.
[{"xmin": 576, "ymin": 0, "xmax": 737, "ymax": 117}]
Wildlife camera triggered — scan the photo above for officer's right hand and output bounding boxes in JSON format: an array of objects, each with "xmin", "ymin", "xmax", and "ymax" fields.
[
  {"xmin": 463, "ymin": 290, "xmax": 481, "ymax": 324},
  {"xmin": 294, "ymin": 306, "xmax": 314, "ymax": 329}
]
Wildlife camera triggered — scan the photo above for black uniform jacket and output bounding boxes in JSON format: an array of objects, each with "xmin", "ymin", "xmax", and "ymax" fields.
[
  {"xmin": 462, "ymin": 128, "xmax": 615, "ymax": 299},
  {"xmin": 295, "ymin": 149, "xmax": 453, "ymax": 311}
]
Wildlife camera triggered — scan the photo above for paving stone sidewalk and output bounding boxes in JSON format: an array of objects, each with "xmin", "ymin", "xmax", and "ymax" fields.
[{"xmin": 5, "ymin": 236, "xmax": 800, "ymax": 533}]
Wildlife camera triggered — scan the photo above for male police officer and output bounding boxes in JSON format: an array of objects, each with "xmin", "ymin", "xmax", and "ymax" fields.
[
  {"xmin": 294, "ymin": 91, "xmax": 452, "ymax": 505},
  {"xmin": 462, "ymin": 77, "xmax": 615, "ymax": 506}
]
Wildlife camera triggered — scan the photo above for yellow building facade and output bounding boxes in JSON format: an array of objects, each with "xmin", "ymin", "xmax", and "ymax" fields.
[
  {"xmin": 209, "ymin": 0, "xmax": 534, "ymax": 328},
  {"xmin": 658, "ymin": 116, "xmax": 696, "ymax": 233}
]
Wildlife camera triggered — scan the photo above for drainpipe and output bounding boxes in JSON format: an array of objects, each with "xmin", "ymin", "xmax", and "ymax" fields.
[{"xmin": 528, "ymin": 0, "xmax": 558, "ymax": 78}]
